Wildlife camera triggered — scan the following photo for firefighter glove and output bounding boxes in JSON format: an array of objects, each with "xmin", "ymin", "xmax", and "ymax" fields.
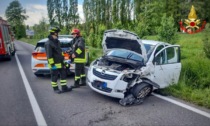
[
  {"xmin": 64, "ymin": 62, "xmax": 70, "ymax": 68},
  {"xmin": 51, "ymin": 65, "xmax": 57, "ymax": 70}
]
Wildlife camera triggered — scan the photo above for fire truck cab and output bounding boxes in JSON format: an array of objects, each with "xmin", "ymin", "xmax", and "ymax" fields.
[{"xmin": 0, "ymin": 17, "xmax": 15, "ymax": 60}]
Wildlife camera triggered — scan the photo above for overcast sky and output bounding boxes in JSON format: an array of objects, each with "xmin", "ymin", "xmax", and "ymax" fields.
[{"xmin": 0, "ymin": 0, "xmax": 84, "ymax": 26}]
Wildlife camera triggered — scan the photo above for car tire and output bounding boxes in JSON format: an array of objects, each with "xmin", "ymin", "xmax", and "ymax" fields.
[
  {"xmin": 132, "ymin": 83, "xmax": 153, "ymax": 99},
  {"xmin": 7, "ymin": 48, "xmax": 12, "ymax": 61},
  {"xmin": 11, "ymin": 48, "xmax": 16, "ymax": 56},
  {"xmin": 34, "ymin": 74, "xmax": 44, "ymax": 77}
]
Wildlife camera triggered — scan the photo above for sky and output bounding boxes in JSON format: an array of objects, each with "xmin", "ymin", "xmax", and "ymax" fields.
[{"xmin": 0, "ymin": 0, "xmax": 84, "ymax": 26}]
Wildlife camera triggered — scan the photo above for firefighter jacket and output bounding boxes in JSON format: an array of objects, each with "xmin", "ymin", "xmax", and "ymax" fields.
[
  {"xmin": 72, "ymin": 36, "xmax": 86, "ymax": 63},
  {"xmin": 45, "ymin": 35, "xmax": 65, "ymax": 69}
]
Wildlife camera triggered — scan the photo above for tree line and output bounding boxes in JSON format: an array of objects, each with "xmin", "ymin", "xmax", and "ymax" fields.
[
  {"xmin": 4, "ymin": 0, "xmax": 210, "ymax": 46},
  {"xmin": 81, "ymin": 0, "xmax": 210, "ymax": 47}
]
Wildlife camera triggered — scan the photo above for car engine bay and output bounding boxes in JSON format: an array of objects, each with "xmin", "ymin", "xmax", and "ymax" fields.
[{"xmin": 95, "ymin": 55, "xmax": 144, "ymax": 71}]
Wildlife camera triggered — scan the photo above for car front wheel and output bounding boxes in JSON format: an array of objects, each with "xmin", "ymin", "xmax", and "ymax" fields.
[{"xmin": 132, "ymin": 83, "xmax": 153, "ymax": 99}]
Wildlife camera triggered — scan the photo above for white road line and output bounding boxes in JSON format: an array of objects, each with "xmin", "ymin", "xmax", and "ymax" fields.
[
  {"xmin": 153, "ymin": 93, "xmax": 210, "ymax": 119},
  {"xmin": 15, "ymin": 54, "xmax": 47, "ymax": 126}
]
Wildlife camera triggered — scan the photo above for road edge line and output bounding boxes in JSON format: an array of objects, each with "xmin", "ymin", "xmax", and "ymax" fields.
[
  {"xmin": 153, "ymin": 93, "xmax": 210, "ymax": 119},
  {"xmin": 15, "ymin": 54, "xmax": 47, "ymax": 126}
]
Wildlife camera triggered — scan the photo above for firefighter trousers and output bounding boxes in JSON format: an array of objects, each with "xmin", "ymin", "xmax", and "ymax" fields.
[
  {"xmin": 51, "ymin": 68, "xmax": 67, "ymax": 89},
  {"xmin": 74, "ymin": 63, "xmax": 86, "ymax": 85}
]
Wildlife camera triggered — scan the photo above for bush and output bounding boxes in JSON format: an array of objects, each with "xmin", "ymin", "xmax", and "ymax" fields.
[
  {"xmin": 181, "ymin": 58, "xmax": 210, "ymax": 89},
  {"xmin": 88, "ymin": 47, "xmax": 103, "ymax": 63},
  {"xmin": 157, "ymin": 14, "xmax": 178, "ymax": 44},
  {"xmin": 203, "ymin": 37, "xmax": 210, "ymax": 59}
]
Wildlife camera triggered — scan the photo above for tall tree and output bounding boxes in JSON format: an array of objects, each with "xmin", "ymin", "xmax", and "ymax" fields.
[
  {"xmin": 112, "ymin": 0, "xmax": 118, "ymax": 23},
  {"xmin": 47, "ymin": 0, "xmax": 55, "ymax": 25},
  {"xmin": 54, "ymin": 0, "xmax": 62, "ymax": 27},
  {"xmin": 5, "ymin": 0, "xmax": 28, "ymax": 38},
  {"xmin": 68, "ymin": 0, "xmax": 79, "ymax": 27}
]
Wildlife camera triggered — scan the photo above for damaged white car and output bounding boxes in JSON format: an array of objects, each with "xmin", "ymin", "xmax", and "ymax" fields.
[{"xmin": 87, "ymin": 29, "xmax": 181, "ymax": 106}]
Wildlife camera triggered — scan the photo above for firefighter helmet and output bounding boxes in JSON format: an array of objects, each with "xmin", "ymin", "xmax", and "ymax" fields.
[
  {"xmin": 49, "ymin": 27, "xmax": 61, "ymax": 34},
  {"xmin": 71, "ymin": 28, "xmax": 80, "ymax": 36}
]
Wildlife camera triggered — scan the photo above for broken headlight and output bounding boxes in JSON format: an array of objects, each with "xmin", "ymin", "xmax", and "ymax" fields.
[{"xmin": 125, "ymin": 73, "xmax": 133, "ymax": 78}]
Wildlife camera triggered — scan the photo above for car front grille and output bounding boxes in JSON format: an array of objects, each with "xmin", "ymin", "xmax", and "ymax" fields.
[
  {"xmin": 91, "ymin": 81, "xmax": 112, "ymax": 93},
  {"xmin": 93, "ymin": 68, "xmax": 117, "ymax": 80}
]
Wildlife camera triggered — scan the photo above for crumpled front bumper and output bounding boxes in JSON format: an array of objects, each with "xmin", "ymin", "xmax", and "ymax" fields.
[{"xmin": 87, "ymin": 67, "xmax": 129, "ymax": 99}]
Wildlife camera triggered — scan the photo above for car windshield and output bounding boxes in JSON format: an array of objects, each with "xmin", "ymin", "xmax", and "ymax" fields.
[
  {"xmin": 107, "ymin": 49, "xmax": 144, "ymax": 62},
  {"xmin": 144, "ymin": 44, "xmax": 155, "ymax": 59},
  {"xmin": 35, "ymin": 40, "xmax": 72, "ymax": 53}
]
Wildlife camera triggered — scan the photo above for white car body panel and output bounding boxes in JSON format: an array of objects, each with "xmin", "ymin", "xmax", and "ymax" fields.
[
  {"xmin": 87, "ymin": 30, "xmax": 182, "ymax": 99},
  {"xmin": 151, "ymin": 45, "xmax": 181, "ymax": 88}
]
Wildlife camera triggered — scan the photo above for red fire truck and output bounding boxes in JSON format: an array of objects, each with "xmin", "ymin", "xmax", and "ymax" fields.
[{"xmin": 0, "ymin": 17, "xmax": 15, "ymax": 60}]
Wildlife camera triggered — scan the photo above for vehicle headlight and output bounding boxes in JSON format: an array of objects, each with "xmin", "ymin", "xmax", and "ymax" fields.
[
  {"xmin": 125, "ymin": 73, "xmax": 133, "ymax": 78},
  {"xmin": 88, "ymin": 60, "xmax": 96, "ymax": 71}
]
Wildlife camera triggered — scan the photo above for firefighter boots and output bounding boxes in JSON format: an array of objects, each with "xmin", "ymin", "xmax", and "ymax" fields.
[
  {"xmin": 53, "ymin": 87, "xmax": 62, "ymax": 94},
  {"xmin": 80, "ymin": 77, "xmax": 86, "ymax": 86},
  {"xmin": 72, "ymin": 80, "xmax": 80, "ymax": 88},
  {"xmin": 61, "ymin": 85, "xmax": 73, "ymax": 92}
]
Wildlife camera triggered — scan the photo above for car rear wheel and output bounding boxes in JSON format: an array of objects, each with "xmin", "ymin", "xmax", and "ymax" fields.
[
  {"xmin": 7, "ymin": 48, "xmax": 12, "ymax": 61},
  {"xmin": 34, "ymin": 73, "xmax": 44, "ymax": 77},
  {"xmin": 132, "ymin": 83, "xmax": 153, "ymax": 99},
  {"xmin": 11, "ymin": 47, "xmax": 16, "ymax": 56}
]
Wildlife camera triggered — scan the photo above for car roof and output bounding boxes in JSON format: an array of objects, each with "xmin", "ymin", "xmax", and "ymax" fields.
[
  {"xmin": 37, "ymin": 36, "xmax": 73, "ymax": 43},
  {"xmin": 59, "ymin": 35, "xmax": 74, "ymax": 38},
  {"xmin": 142, "ymin": 40, "xmax": 168, "ymax": 46}
]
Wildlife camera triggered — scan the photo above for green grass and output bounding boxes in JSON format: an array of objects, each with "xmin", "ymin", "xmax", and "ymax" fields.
[{"xmin": 87, "ymin": 47, "xmax": 103, "ymax": 62}]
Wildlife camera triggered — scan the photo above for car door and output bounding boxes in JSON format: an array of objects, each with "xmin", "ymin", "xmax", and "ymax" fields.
[{"xmin": 153, "ymin": 45, "xmax": 181, "ymax": 88}]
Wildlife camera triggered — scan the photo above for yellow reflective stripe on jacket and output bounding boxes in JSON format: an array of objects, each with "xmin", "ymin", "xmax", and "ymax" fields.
[
  {"xmin": 74, "ymin": 58, "xmax": 86, "ymax": 63},
  {"xmin": 76, "ymin": 48, "xmax": 82, "ymax": 55},
  {"xmin": 55, "ymin": 63, "xmax": 62, "ymax": 68},
  {"xmin": 80, "ymin": 74, "xmax": 86, "ymax": 77},
  {"xmin": 75, "ymin": 76, "xmax": 80, "ymax": 81},
  {"xmin": 48, "ymin": 64, "xmax": 52, "ymax": 68},
  {"xmin": 48, "ymin": 63, "xmax": 62, "ymax": 68},
  {"xmin": 48, "ymin": 58, "xmax": 54, "ymax": 64},
  {"xmin": 62, "ymin": 52, "xmax": 64, "ymax": 56}
]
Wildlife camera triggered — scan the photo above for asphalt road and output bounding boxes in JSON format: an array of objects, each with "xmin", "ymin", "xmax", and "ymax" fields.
[{"xmin": 0, "ymin": 41, "xmax": 210, "ymax": 126}]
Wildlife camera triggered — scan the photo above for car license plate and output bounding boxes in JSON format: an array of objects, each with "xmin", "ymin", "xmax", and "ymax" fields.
[
  {"xmin": 101, "ymin": 82, "xmax": 107, "ymax": 88},
  {"xmin": 95, "ymin": 81, "xmax": 107, "ymax": 88}
]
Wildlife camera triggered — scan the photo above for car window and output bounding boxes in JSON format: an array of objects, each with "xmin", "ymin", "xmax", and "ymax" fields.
[
  {"xmin": 129, "ymin": 53, "xmax": 144, "ymax": 62},
  {"xmin": 107, "ymin": 50, "xmax": 130, "ymax": 58},
  {"xmin": 154, "ymin": 46, "xmax": 180, "ymax": 65},
  {"xmin": 167, "ymin": 47, "xmax": 180, "ymax": 63},
  {"xmin": 144, "ymin": 44, "xmax": 155, "ymax": 59},
  {"xmin": 34, "ymin": 40, "xmax": 71, "ymax": 52},
  {"xmin": 155, "ymin": 45, "xmax": 164, "ymax": 55},
  {"xmin": 35, "ymin": 43, "xmax": 45, "ymax": 52},
  {"xmin": 107, "ymin": 50, "xmax": 144, "ymax": 62},
  {"xmin": 60, "ymin": 40, "xmax": 71, "ymax": 52}
]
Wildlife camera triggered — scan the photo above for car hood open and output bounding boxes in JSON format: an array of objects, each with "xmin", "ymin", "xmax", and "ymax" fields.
[{"xmin": 102, "ymin": 29, "xmax": 147, "ymax": 61}]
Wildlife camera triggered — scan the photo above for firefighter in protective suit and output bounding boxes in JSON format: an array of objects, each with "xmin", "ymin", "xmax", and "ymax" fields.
[
  {"xmin": 45, "ymin": 27, "xmax": 72, "ymax": 94},
  {"xmin": 70, "ymin": 28, "xmax": 86, "ymax": 88}
]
